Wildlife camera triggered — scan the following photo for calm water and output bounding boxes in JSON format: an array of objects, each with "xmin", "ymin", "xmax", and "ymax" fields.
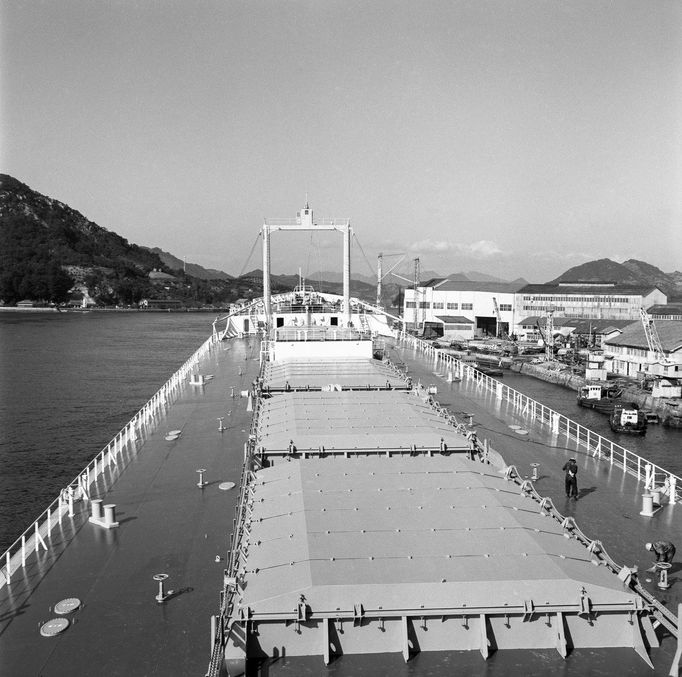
[{"xmin": 0, "ymin": 311, "xmax": 215, "ymax": 552}]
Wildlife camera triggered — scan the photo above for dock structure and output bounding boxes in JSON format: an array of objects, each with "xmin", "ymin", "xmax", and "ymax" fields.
[{"xmin": 220, "ymin": 331, "xmax": 679, "ymax": 676}]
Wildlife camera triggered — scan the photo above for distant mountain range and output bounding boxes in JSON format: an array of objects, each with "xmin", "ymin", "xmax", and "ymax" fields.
[
  {"xmin": 552, "ymin": 258, "xmax": 682, "ymax": 299},
  {"xmin": 1, "ymin": 173, "xmax": 680, "ymax": 305},
  {"xmin": 309, "ymin": 269, "xmax": 527, "ymax": 286},
  {"xmin": 144, "ymin": 246, "xmax": 234, "ymax": 281}
]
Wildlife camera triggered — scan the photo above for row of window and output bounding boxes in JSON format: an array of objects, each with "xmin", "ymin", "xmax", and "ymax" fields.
[
  {"xmin": 523, "ymin": 296, "xmax": 631, "ymax": 303},
  {"xmin": 408, "ymin": 302, "xmax": 475, "ymax": 310},
  {"xmin": 522, "ymin": 306, "xmax": 566, "ymax": 312}
]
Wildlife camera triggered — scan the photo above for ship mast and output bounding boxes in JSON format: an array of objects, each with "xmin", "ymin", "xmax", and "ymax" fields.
[
  {"xmin": 414, "ymin": 257, "xmax": 421, "ymax": 332},
  {"xmin": 262, "ymin": 202, "xmax": 352, "ymax": 331}
]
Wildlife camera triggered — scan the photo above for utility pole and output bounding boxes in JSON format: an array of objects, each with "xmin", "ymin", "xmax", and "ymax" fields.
[
  {"xmin": 377, "ymin": 253, "xmax": 383, "ymax": 308},
  {"xmin": 413, "ymin": 257, "xmax": 421, "ymax": 333},
  {"xmin": 492, "ymin": 297, "xmax": 502, "ymax": 338},
  {"xmin": 545, "ymin": 308, "xmax": 555, "ymax": 362}
]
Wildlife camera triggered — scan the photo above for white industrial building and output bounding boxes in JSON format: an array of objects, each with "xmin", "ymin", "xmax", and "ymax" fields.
[
  {"xmin": 603, "ymin": 320, "xmax": 682, "ymax": 382},
  {"xmin": 403, "ymin": 279, "xmax": 524, "ymax": 340},
  {"xmin": 515, "ymin": 281, "xmax": 666, "ymax": 321}
]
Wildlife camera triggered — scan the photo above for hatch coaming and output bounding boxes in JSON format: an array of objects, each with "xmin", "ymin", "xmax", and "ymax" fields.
[
  {"xmin": 225, "ymin": 455, "xmax": 654, "ymax": 664},
  {"xmin": 262, "ymin": 356, "xmax": 407, "ymax": 391},
  {"xmin": 254, "ymin": 390, "xmax": 471, "ymax": 457}
]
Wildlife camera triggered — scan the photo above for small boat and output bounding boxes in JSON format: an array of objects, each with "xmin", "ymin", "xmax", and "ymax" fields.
[
  {"xmin": 577, "ymin": 382, "xmax": 622, "ymax": 414},
  {"xmin": 609, "ymin": 403, "xmax": 647, "ymax": 435}
]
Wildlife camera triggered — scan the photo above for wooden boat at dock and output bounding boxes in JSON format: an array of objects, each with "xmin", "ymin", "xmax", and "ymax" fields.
[{"xmin": 577, "ymin": 382, "xmax": 622, "ymax": 413}]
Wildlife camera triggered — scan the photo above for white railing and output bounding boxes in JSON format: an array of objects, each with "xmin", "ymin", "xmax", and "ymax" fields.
[
  {"xmin": 400, "ymin": 332, "xmax": 681, "ymax": 505},
  {"xmin": 263, "ymin": 217, "xmax": 348, "ymax": 226},
  {"xmin": 0, "ymin": 333, "xmax": 218, "ymax": 589},
  {"xmin": 274, "ymin": 327, "xmax": 366, "ymax": 342}
]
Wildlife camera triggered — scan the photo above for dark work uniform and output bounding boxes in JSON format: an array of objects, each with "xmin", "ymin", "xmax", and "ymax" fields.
[
  {"xmin": 652, "ymin": 540, "xmax": 676, "ymax": 563},
  {"xmin": 562, "ymin": 459, "xmax": 578, "ymax": 498}
]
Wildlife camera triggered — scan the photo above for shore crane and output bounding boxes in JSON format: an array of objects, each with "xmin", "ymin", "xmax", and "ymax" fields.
[
  {"xmin": 376, "ymin": 252, "xmax": 406, "ymax": 308},
  {"xmin": 389, "ymin": 256, "xmax": 421, "ymax": 331},
  {"xmin": 639, "ymin": 307, "xmax": 670, "ymax": 366},
  {"xmin": 535, "ymin": 308, "xmax": 555, "ymax": 362},
  {"xmin": 492, "ymin": 297, "xmax": 502, "ymax": 338}
]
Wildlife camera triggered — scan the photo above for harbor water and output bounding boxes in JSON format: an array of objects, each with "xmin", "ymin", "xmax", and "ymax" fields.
[{"xmin": 0, "ymin": 311, "xmax": 213, "ymax": 553}]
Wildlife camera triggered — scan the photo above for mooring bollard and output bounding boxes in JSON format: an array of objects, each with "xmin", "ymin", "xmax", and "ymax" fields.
[
  {"xmin": 103, "ymin": 504, "xmax": 119, "ymax": 528},
  {"xmin": 655, "ymin": 562, "xmax": 672, "ymax": 590},
  {"xmin": 217, "ymin": 417, "xmax": 225, "ymax": 432},
  {"xmin": 91, "ymin": 499, "xmax": 103, "ymax": 522},
  {"xmin": 640, "ymin": 493, "xmax": 655, "ymax": 517},
  {"xmin": 197, "ymin": 469, "xmax": 207, "ymax": 488},
  {"xmin": 651, "ymin": 486, "xmax": 661, "ymax": 506}
]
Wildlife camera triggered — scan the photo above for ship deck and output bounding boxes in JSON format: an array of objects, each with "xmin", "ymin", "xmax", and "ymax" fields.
[{"xmin": 1, "ymin": 336, "xmax": 680, "ymax": 676}]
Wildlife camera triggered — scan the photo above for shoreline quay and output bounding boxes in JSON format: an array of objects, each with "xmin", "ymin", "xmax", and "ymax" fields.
[{"xmin": 509, "ymin": 360, "xmax": 682, "ymax": 427}]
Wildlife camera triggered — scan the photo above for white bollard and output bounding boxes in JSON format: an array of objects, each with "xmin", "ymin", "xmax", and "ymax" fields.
[
  {"xmin": 91, "ymin": 499, "xmax": 103, "ymax": 521},
  {"xmin": 104, "ymin": 504, "xmax": 116, "ymax": 524},
  {"xmin": 640, "ymin": 493, "xmax": 654, "ymax": 517}
]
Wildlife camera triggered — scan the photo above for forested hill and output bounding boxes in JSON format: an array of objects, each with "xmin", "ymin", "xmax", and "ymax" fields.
[
  {"xmin": 0, "ymin": 174, "xmax": 174, "ymax": 304},
  {"xmin": 0, "ymin": 175, "xmax": 379, "ymax": 307}
]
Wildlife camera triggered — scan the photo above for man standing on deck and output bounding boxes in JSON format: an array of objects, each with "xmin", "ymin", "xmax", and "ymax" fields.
[
  {"xmin": 562, "ymin": 457, "xmax": 579, "ymax": 499},
  {"xmin": 645, "ymin": 540, "xmax": 676, "ymax": 563}
]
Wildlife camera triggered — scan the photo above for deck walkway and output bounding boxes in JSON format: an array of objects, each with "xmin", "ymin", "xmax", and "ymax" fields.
[{"xmin": 0, "ymin": 337, "xmax": 261, "ymax": 676}]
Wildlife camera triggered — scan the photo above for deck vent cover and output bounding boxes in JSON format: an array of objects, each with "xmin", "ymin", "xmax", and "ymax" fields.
[
  {"xmin": 40, "ymin": 618, "xmax": 70, "ymax": 637},
  {"xmin": 54, "ymin": 598, "xmax": 81, "ymax": 615}
]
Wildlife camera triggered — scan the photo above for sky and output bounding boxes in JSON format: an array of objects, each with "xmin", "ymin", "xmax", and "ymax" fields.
[{"xmin": 2, "ymin": 0, "xmax": 681, "ymax": 283}]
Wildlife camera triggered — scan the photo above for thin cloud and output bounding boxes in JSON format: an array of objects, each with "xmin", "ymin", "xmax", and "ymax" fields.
[{"xmin": 409, "ymin": 239, "xmax": 504, "ymax": 258}]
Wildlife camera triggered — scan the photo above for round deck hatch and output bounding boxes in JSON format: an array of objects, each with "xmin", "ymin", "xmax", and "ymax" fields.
[
  {"xmin": 219, "ymin": 482, "xmax": 236, "ymax": 491},
  {"xmin": 514, "ymin": 429, "xmax": 529, "ymax": 435},
  {"xmin": 168, "ymin": 430, "xmax": 182, "ymax": 436},
  {"xmin": 508, "ymin": 424, "xmax": 521, "ymax": 430},
  {"xmin": 40, "ymin": 618, "xmax": 69, "ymax": 637},
  {"xmin": 54, "ymin": 597, "xmax": 81, "ymax": 615},
  {"xmin": 165, "ymin": 434, "xmax": 180, "ymax": 441}
]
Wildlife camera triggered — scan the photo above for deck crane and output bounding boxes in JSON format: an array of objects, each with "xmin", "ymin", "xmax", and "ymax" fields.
[{"xmin": 639, "ymin": 307, "xmax": 670, "ymax": 366}]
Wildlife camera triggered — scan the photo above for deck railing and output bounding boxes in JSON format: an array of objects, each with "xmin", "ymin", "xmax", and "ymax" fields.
[
  {"xmin": 275, "ymin": 327, "xmax": 367, "ymax": 342},
  {"xmin": 399, "ymin": 332, "xmax": 681, "ymax": 505},
  {"xmin": 0, "ymin": 333, "xmax": 218, "ymax": 589}
]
